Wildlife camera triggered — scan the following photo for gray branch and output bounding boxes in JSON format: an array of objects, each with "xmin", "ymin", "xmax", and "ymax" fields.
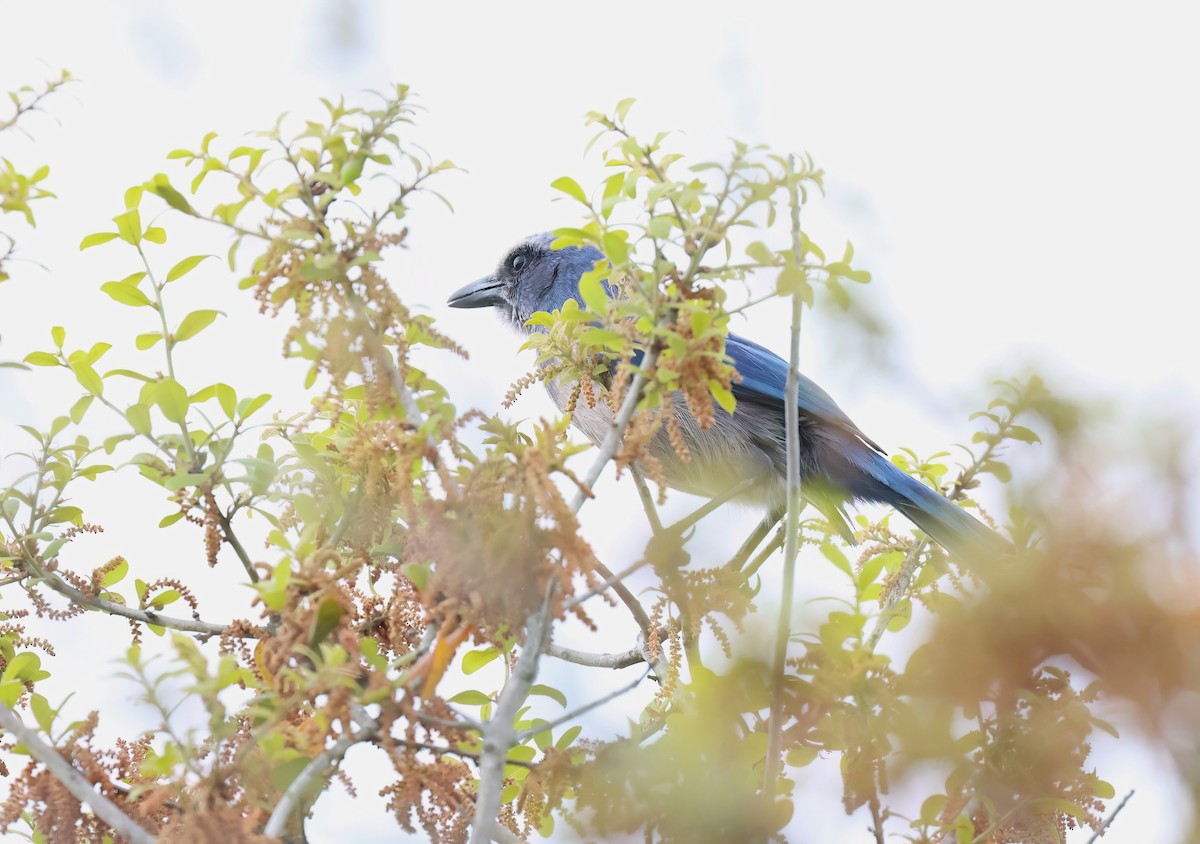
[
  {"xmin": 27, "ymin": 561, "xmax": 230, "ymax": 637},
  {"xmin": 262, "ymin": 714, "xmax": 381, "ymax": 838},
  {"xmin": 764, "ymin": 168, "xmax": 806, "ymax": 800},
  {"xmin": 546, "ymin": 641, "xmax": 646, "ymax": 669},
  {"xmin": 470, "ymin": 349, "xmax": 661, "ymax": 843},
  {"xmin": 0, "ymin": 705, "xmax": 156, "ymax": 844}
]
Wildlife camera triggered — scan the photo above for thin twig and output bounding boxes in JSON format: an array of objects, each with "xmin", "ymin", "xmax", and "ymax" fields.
[
  {"xmin": 630, "ymin": 467, "xmax": 663, "ymax": 533},
  {"xmin": 763, "ymin": 162, "xmax": 805, "ymax": 804},
  {"xmin": 26, "ymin": 560, "xmax": 231, "ymax": 637},
  {"xmin": 411, "ymin": 708, "xmax": 481, "ymax": 734},
  {"xmin": 661, "ymin": 474, "xmax": 760, "ymax": 536},
  {"xmin": 866, "ymin": 537, "xmax": 927, "ymax": 650},
  {"xmin": 868, "ymin": 795, "xmax": 886, "ymax": 844},
  {"xmin": 1086, "ymin": 790, "xmax": 1135, "ymax": 843},
  {"xmin": 565, "ymin": 558, "xmax": 648, "ymax": 612},
  {"xmin": 0, "ymin": 705, "xmax": 156, "ymax": 844},
  {"xmin": 263, "ymin": 716, "xmax": 381, "ymax": 837},
  {"xmin": 568, "ymin": 347, "xmax": 661, "ymax": 514},
  {"xmin": 743, "ymin": 527, "xmax": 787, "ymax": 578},
  {"xmin": 516, "ymin": 668, "xmax": 651, "ymax": 743},
  {"xmin": 217, "ymin": 511, "xmax": 258, "ymax": 583},
  {"xmin": 728, "ymin": 512, "xmax": 781, "ymax": 571}
]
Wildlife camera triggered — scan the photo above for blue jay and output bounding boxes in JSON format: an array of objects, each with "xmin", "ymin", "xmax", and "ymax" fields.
[{"xmin": 448, "ymin": 232, "xmax": 1005, "ymax": 562}]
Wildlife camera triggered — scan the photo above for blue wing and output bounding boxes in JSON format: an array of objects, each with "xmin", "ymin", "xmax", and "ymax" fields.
[{"xmin": 724, "ymin": 332, "xmax": 884, "ymax": 454}]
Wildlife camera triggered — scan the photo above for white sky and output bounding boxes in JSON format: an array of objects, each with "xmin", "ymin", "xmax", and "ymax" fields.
[{"xmin": 2, "ymin": 1, "xmax": 1198, "ymax": 841}]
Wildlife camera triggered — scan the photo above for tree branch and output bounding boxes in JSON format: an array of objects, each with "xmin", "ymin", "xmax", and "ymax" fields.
[
  {"xmin": 546, "ymin": 641, "xmax": 646, "ymax": 669},
  {"xmin": 568, "ymin": 347, "xmax": 661, "ymax": 514},
  {"xmin": 471, "ymin": 349, "xmax": 661, "ymax": 843},
  {"xmin": 0, "ymin": 705, "xmax": 156, "ymax": 844},
  {"xmin": 764, "ymin": 165, "xmax": 805, "ymax": 801},
  {"xmin": 516, "ymin": 668, "xmax": 650, "ymax": 743},
  {"xmin": 263, "ymin": 715, "xmax": 381, "ymax": 838},
  {"xmin": 1086, "ymin": 790, "xmax": 1135, "ymax": 844},
  {"xmin": 630, "ymin": 467, "xmax": 663, "ymax": 533},
  {"xmin": 28, "ymin": 562, "xmax": 231, "ymax": 638},
  {"xmin": 468, "ymin": 583, "xmax": 555, "ymax": 844},
  {"xmin": 217, "ymin": 510, "xmax": 258, "ymax": 583}
]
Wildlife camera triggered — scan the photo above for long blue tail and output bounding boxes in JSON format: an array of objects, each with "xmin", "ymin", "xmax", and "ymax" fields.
[{"xmin": 828, "ymin": 445, "xmax": 1009, "ymax": 563}]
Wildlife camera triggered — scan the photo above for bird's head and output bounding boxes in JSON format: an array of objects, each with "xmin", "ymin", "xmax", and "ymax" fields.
[{"xmin": 447, "ymin": 232, "xmax": 605, "ymax": 331}]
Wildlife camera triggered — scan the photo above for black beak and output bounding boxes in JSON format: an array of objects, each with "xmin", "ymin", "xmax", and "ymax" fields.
[{"xmin": 447, "ymin": 275, "xmax": 504, "ymax": 309}]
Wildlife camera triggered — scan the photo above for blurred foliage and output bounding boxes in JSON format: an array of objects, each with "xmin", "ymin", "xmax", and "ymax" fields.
[{"xmin": 0, "ymin": 71, "xmax": 1196, "ymax": 844}]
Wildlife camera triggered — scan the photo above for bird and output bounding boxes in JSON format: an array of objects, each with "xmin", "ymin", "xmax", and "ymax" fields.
[{"xmin": 448, "ymin": 232, "xmax": 1006, "ymax": 563}]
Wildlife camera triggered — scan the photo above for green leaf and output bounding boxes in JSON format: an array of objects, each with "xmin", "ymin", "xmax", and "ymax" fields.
[
  {"xmin": 746, "ymin": 241, "xmax": 776, "ymax": 266},
  {"xmin": 708, "ymin": 381, "xmax": 736, "ymax": 415},
  {"xmin": 155, "ymin": 378, "xmax": 189, "ymax": 423},
  {"xmin": 112, "ymin": 209, "xmax": 142, "ymax": 245},
  {"xmin": 100, "ymin": 282, "xmax": 152, "ymax": 308},
  {"xmin": 820, "ymin": 543, "xmax": 852, "ymax": 576},
  {"xmin": 165, "ymin": 255, "xmax": 213, "ymax": 283},
  {"xmin": 80, "ymin": 232, "xmax": 119, "ymax": 250},
  {"xmin": 307, "ymin": 598, "xmax": 346, "ymax": 648},
  {"xmin": 148, "ymin": 589, "xmax": 181, "ymax": 609},
  {"xmin": 135, "ymin": 333, "xmax": 162, "ymax": 350},
  {"xmin": 981, "ymin": 461, "xmax": 1012, "ymax": 482},
  {"xmin": 124, "ymin": 186, "xmax": 144, "ymax": 210},
  {"xmin": 174, "ymin": 310, "xmax": 221, "ymax": 342},
  {"xmin": 159, "ymin": 512, "xmax": 185, "ymax": 528},
  {"xmin": 69, "ymin": 395, "xmax": 93, "ymax": 424},
  {"xmin": 23, "ymin": 351, "xmax": 59, "ymax": 367},
  {"xmin": 126, "ymin": 404, "xmax": 152, "ymax": 435},
  {"xmin": 216, "ymin": 384, "xmax": 236, "ymax": 419},
  {"xmin": 550, "ymin": 176, "xmax": 588, "ymax": 205},
  {"xmin": 448, "ymin": 690, "xmax": 493, "ymax": 706},
  {"xmin": 237, "ymin": 393, "xmax": 271, "ymax": 419},
  {"xmin": 0, "ymin": 680, "xmax": 23, "ymax": 707},
  {"xmin": 614, "ymin": 97, "xmax": 637, "ymax": 121},
  {"xmin": 462, "ymin": 647, "xmax": 501, "ymax": 675},
  {"xmin": 70, "ymin": 362, "xmax": 104, "ymax": 396},
  {"xmin": 529, "ymin": 684, "xmax": 567, "ymax": 708},
  {"xmin": 145, "ymin": 174, "xmax": 198, "ymax": 215},
  {"xmin": 143, "ymin": 226, "xmax": 167, "ymax": 244},
  {"xmin": 555, "ymin": 725, "xmax": 582, "ymax": 750},
  {"xmin": 29, "ymin": 693, "xmax": 54, "ymax": 734},
  {"xmin": 578, "ymin": 274, "xmax": 608, "ymax": 314},
  {"xmin": 101, "ymin": 559, "xmax": 128, "ymax": 587},
  {"xmin": 579, "ymin": 328, "xmax": 625, "ymax": 350},
  {"xmin": 1006, "ymin": 425, "xmax": 1041, "ymax": 444},
  {"xmin": 51, "ymin": 326, "xmax": 65, "ymax": 348}
]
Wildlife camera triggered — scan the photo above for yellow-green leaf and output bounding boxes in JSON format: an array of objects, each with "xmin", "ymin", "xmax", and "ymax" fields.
[
  {"xmin": 71, "ymin": 362, "xmax": 104, "ymax": 396},
  {"xmin": 113, "ymin": 209, "xmax": 142, "ymax": 245},
  {"xmin": 101, "ymin": 559, "xmax": 128, "ymax": 587},
  {"xmin": 165, "ymin": 254, "xmax": 213, "ymax": 283},
  {"xmin": 174, "ymin": 310, "xmax": 221, "ymax": 342},
  {"xmin": 708, "ymin": 380, "xmax": 736, "ymax": 415},
  {"xmin": 100, "ymin": 282, "xmax": 152, "ymax": 308},
  {"xmin": 80, "ymin": 232, "xmax": 119, "ymax": 250},
  {"xmin": 126, "ymin": 404, "xmax": 152, "ymax": 435},
  {"xmin": 550, "ymin": 176, "xmax": 588, "ymax": 205},
  {"xmin": 155, "ymin": 378, "xmax": 189, "ymax": 423},
  {"xmin": 216, "ymin": 383, "xmax": 236, "ymax": 419},
  {"xmin": 23, "ymin": 351, "xmax": 59, "ymax": 367}
]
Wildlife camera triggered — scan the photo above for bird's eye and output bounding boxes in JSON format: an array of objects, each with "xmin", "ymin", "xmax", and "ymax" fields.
[{"xmin": 509, "ymin": 254, "xmax": 527, "ymax": 272}]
